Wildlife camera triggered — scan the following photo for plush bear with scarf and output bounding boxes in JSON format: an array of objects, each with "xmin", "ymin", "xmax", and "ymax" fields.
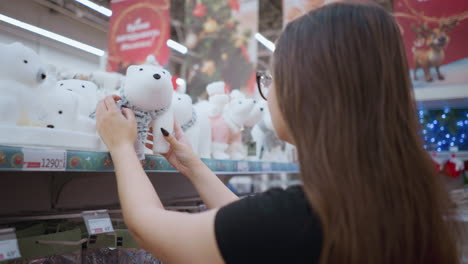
[{"xmin": 116, "ymin": 63, "xmax": 174, "ymax": 160}]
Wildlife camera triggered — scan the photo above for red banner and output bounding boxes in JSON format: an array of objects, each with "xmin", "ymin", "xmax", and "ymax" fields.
[{"xmin": 107, "ymin": 0, "xmax": 170, "ymax": 73}]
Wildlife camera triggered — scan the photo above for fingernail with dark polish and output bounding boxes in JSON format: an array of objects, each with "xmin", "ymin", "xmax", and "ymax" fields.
[{"xmin": 161, "ymin": 128, "xmax": 169, "ymax": 137}]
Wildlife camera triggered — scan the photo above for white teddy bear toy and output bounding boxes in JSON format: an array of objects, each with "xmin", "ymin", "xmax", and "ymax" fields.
[
  {"xmin": 227, "ymin": 90, "xmax": 264, "ymax": 160},
  {"xmin": 211, "ymin": 95, "xmax": 256, "ymax": 160},
  {"xmin": 173, "ymin": 93, "xmax": 200, "ymax": 151},
  {"xmin": 206, "ymin": 81, "xmax": 229, "ymax": 118},
  {"xmin": 242, "ymin": 99, "xmax": 265, "ymax": 160},
  {"xmin": 117, "ymin": 64, "xmax": 174, "ymax": 160},
  {"xmin": 172, "ymin": 89, "xmax": 212, "ymax": 159},
  {"xmin": 251, "ymin": 104, "xmax": 286, "ymax": 161},
  {"xmin": 57, "ymin": 79, "xmax": 98, "ymax": 117},
  {"xmin": 0, "ymin": 42, "xmax": 47, "ymax": 126},
  {"xmin": 31, "ymin": 87, "xmax": 96, "ymax": 133}
]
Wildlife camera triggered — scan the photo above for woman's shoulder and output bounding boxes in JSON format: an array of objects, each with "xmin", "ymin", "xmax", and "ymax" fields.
[{"xmin": 215, "ymin": 186, "xmax": 322, "ymax": 264}]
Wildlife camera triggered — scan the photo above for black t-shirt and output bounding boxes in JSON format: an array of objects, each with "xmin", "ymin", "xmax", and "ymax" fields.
[{"xmin": 215, "ymin": 186, "xmax": 322, "ymax": 264}]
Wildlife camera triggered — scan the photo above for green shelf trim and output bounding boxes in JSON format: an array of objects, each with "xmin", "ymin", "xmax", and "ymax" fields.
[{"xmin": 0, "ymin": 145, "xmax": 300, "ymax": 174}]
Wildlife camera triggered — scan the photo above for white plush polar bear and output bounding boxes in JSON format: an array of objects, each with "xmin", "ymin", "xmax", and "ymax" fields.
[
  {"xmin": 0, "ymin": 42, "xmax": 47, "ymax": 126},
  {"xmin": 251, "ymin": 104, "xmax": 286, "ymax": 161},
  {"xmin": 33, "ymin": 88, "xmax": 95, "ymax": 133},
  {"xmin": 241, "ymin": 99, "xmax": 265, "ymax": 159},
  {"xmin": 211, "ymin": 96, "xmax": 256, "ymax": 160},
  {"xmin": 173, "ymin": 92, "xmax": 212, "ymax": 159},
  {"xmin": 57, "ymin": 79, "xmax": 98, "ymax": 117},
  {"xmin": 206, "ymin": 81, "xmax": 229, "ymax": 117},
  {"xmin": 173, "ymin": 93, "xmax": 199, "ymax": 151},
  {"xmin": 118, "ymin": 64, "xmax": 174, "ymax": 160}
]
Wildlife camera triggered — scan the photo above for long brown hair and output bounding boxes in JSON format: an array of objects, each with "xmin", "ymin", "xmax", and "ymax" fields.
[{"xmin": 273, "ymin": 2, "xmax": 458, "ymax": 263}]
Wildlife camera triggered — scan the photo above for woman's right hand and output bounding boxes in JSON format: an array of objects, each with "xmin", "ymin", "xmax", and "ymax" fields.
[{"xmin": 158, "ymin": 122, "xmax": 205, "ymax": 177}]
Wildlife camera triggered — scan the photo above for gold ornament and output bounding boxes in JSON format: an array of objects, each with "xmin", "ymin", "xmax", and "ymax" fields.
[
  {"xmin": 201, "ymin": 60, "xmax": 216, "ymax": 76},
  {"xmin": 203, "ymin": 18, "xmax": 218, "ymax": 33},
  {"xmin": 221, "ymin": 53, "xmax": 228, "ymax": 60},
  {"xmin": 235, "ymin": 36, "xmax": 244, "ymax": 48}
]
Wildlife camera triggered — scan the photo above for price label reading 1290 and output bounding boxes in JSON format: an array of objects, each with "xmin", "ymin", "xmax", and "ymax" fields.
[{"xmin": 23, "ymin": 148, "xmax": 67, "ymax": 171}]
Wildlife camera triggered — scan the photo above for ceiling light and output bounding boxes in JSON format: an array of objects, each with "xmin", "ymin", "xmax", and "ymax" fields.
[
  {"xmin": 73, "ymin": 0, "xmax": 112, "ymax": 17},
  {"xmin": 167, "ymin": 39, "xmax": 188, "ymax": 54},
  {"xmin": 255, "ymin": 33, "xmax": 275, "ymax": 52},
  {"xmin": 0, "ymin": 14, "xmax": 105, "ymax": 56}
]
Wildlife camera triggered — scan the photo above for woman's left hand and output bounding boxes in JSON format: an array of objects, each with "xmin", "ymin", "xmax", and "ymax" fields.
[{"xmin": 96, "ymin": 95, "xmax": 137, "ymax": 153}]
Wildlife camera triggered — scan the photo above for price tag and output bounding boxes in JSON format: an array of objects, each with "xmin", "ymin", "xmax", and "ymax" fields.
[
  {"xmin": 82, "ymin": 210, "xmax": 114, "ymax": 235},
  {"xmin": 238, "ymin": 161, "xmax": 249, "ymax": 172},
  {"xmin": 88, "ymin": 218, "xmax": 114, "ymax": 234},
  {"xmin": 0, "ymin": 228, "xmax": 21, "ymax": 261},
  {"xmin": 23, "ymin": 148, "xmax": 66, "ymax": 171}
]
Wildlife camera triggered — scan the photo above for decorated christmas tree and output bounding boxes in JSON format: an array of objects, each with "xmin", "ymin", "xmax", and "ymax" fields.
[{"xmin": 184, "ymin": 0, "xmax": 256, "ymax": 99}]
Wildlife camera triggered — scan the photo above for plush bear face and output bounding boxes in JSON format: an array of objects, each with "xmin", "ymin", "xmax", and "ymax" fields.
[
  {"xmin": 0, "ymin": 42, "xmax": 46, "ymax": 88},
  {"xmin": 244, "ymin": 100, "xmax": 265, "ymax": 127},
  {"xmin": 226, "ymin": 98, "xmax": 256, "ymax": 125},
  {"xmin": 172, "ymin": 92, "xmax": 194, "ymax": 124},
  {"xmin": 124, "ymin": 64, "xmax": 173, "ymax": 111},
  {"xmin": 57, "ymin": 80, "xmax": 98, "ymax": 103},
  {"xmin": 36, "ymin": 89, "xmax": 79, "ymax": 130}
]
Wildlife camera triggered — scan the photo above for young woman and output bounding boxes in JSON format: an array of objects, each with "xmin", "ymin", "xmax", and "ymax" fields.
[{"xmin": 96, "ymin": 2, "xmax": 458, "ymax": 263}]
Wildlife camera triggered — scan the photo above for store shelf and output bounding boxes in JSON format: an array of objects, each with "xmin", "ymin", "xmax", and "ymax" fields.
[
  {"xmin": 415, "ymin": 85, "xmax": 468, "ymax": 109},
  {"xmin": 415, "ymin": 85, "xmax": 468, "ymax": 102},
  {"xmin": 0, "ymin": 145, "xmax": 299, "ymax": 174}
]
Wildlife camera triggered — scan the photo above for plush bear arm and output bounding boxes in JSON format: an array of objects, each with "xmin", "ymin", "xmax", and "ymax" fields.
[{"xmin": 152, "ymin": 107, "xmax": 174, "ymax": 154}]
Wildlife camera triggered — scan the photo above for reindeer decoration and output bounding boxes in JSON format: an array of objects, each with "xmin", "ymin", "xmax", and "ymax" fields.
[
  {"xmin": 394, "ymin": 0, "xmax": 468, "ymax": 83},
  {"xmin": 411, "ymin": 19, "xmax": 458, "ymax": 82}
]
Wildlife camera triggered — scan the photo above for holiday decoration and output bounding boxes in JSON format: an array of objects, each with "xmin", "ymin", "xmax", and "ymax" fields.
[
  {"xmin": 185, "ymin": 31, "xmax": 199, "ymax": 49},
  {"xmin": 203, "ymin": 18, "xmax": 218, "ymax": 33},
  {"xmin": 193, "ymin": 3, "xmax": 207, "ymax": 17},
  {"xmin": 228, "ymin": 0, "xmax": 240, "ymax": 12},
  {"xmin": 394, "ymin": 0, "xmax": 468, "ymax": 89},
  {"xmin": 445, "ymin": 154, "xmax": 465, "ymax": 178},
  {"xmin": 117, "ymin": 63, "xmax": 174, "ymax": 160},
  {"xmin": 184, "ymin": 0, "xmax": 258, "ymax": 99},
  {"xmin": 201, "ymin": 60, "xmax": 216, "ymax": 76},
  {"xmin": 419, "ymin": 108, "xmax": 468, "ymax": 152},
  {"xmin": 431, "ymin": 153, "xmax": 445, "ymax": 173}
]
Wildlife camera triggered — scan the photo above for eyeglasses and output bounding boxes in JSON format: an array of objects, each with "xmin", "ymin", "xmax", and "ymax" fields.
[{"xmin": 256, "ymin": 71, "xmax": 272, "ymax": 101}]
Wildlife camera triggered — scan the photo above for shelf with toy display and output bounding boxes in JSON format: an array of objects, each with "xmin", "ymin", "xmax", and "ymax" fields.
[{"xmin": 0, "ymin": 145, "xmax": 300, "ymax": 174}]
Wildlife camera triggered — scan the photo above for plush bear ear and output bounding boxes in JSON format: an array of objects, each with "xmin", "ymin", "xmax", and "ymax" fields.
[
  {"xmin": 10, "ymin": 42, "xmax": 24, "ymax": 48},
  {"xmin": 126, "ymin": 65, "xmax": 139, "ymax": 75}
]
